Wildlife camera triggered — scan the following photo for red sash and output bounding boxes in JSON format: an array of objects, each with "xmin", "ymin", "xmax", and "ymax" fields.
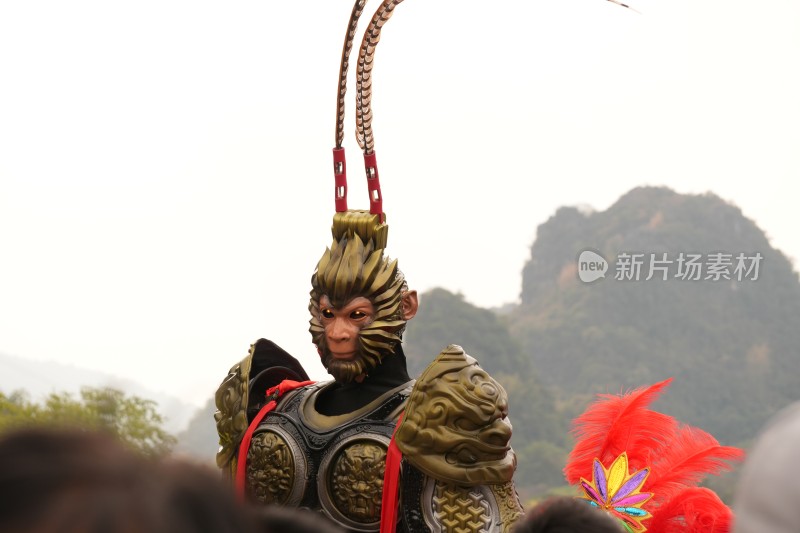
[
  {"xmin": 235, "ymin": 379, "xmax": 315, "ymax": 498},
  {"xmin": 380, "ymin": 413, "xmax": 404, "ymax": 533}
]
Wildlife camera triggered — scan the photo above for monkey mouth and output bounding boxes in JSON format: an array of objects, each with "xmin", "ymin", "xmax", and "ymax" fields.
[{"xmin": 329, "ymin": 350, "xmax": 357, "ymax": 360}]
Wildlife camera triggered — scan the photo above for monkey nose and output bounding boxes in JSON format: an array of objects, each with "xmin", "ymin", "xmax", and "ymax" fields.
[
  {"xmin": 328, "ymin": 322, "xmax": 352, "ymax": 341},
  {"xmin": 329, "ymin": 332, "xmax": 350, "ymax": 342}
]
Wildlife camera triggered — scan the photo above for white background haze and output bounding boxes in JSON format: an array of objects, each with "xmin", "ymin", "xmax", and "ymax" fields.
[{"xmin": 1, "ymin": 0, "xmax": 798, "ymax": 408}]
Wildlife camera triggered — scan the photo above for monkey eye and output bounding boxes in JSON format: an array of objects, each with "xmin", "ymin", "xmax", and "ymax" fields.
[
  {"xmin": 321, "ymin": 309, "xmax": 334, "ymax": 319},
  {"xmin": 350, "ymin": 310, "xmax": 367, "ymax": 320}
]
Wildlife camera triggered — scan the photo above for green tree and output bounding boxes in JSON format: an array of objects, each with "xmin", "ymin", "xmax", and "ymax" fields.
[{"xmin": 0, "ymin": 387, "xmax": 176, "ymax": 456}]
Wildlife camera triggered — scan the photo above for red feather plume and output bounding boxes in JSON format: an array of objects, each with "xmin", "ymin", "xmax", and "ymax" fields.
[
  {"xmin": 565, "ymin": 378, "xmax": 676, "ymax": 483},
  {"xmin": 564, "ymin": 379, "xmax": 744, "ymax": 533},
  {"xmin": 646, "ymin": 487, "xmax": 733, "ymax": 533},
  {"xmin": 646, "ymin": 425, "xmax": 744, "ymax": 506}
]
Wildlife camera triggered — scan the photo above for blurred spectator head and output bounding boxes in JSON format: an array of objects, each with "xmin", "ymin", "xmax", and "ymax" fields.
[
  {"xmin": 0, "ymin": 427, "xmax": 257, "ymax": 533},
  {"xmin": 513, "ymin": 496, "xmax": 624, "ymax": 533},
  {"xmin": 733, "ymin": 401, "xmax": 800, "ymax": 533},
  {"xmin": 255, "ymin": 505, "xmax": 345, "ymax": 533}
]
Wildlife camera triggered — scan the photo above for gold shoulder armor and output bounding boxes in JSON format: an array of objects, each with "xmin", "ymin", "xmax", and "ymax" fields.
[
  {"xmin": 214, "ymin": 338, "xmax": 311, "ymax": 476},
  {"xmin": 395, "ymin": 345, "xmax": 517, "ymax": 486},
  {"xmin": 213, "ymin": 342, "xmax": 257, "ymax": 474}
]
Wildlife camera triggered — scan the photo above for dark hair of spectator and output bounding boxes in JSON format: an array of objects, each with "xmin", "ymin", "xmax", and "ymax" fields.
[
  {"xmin": 256, "ymin": 505, "xmax": 345, "ymax": 533},
  {"xmin": 0, "ymin": 427, "xmax": 258, "ymax": 533},
  {"xmin": 513, "ymin": 496, "xmax": 624, "ymax": 533}
]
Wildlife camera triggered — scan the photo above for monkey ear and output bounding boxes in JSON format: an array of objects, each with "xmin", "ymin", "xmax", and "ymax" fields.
[{"xmin": 401, "ymin": 290, "xmax": 419, "ymax": 321}]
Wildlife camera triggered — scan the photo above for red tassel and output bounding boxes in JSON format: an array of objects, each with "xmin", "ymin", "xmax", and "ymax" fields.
[
  {"xmin": 380, "ymin": 413, "xmax": 404, "ymax": 533},
  {"xmin": 234, "ymin": 380, "xmax": 315, "ymax": 500}
]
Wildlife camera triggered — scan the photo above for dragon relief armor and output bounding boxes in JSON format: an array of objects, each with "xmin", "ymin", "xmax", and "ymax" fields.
[
  {"xmin": 393, "ymin": 345, "xmax": 524, "ymax": 533},
  {"xmin": 215, "ymin": 343, "xmax": 523, "ymax": 533}
]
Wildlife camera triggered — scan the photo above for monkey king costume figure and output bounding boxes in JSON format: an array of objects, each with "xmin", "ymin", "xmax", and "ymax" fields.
[
  {"xmin": 214, "ymin": 212, "xmax": 523, "ymax": 533},
  {"xmin": 214, "ymin": 2, "xmax": 741, "ymax": 533},
  {"xmin": 214, "ymin": 3, "xmax": 523, "ymax": 531}
]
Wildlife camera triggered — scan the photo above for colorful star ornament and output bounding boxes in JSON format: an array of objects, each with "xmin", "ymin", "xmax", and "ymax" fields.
[
  {"xmin": 579, "ymin": 453, "xmax": 652, "ymax": 532},
  {"xmin": 564, "ymin": 379, "xmax": 745, "ymax": 533}
]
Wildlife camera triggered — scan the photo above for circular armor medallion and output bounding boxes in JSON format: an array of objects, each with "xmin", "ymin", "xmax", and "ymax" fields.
[
  {"xmin": 246, "ymin": 426, "xmax": 307, "ymax": 506},
  {"xmin": 318, "ymin": 433, "xmax": 390, "ymax": 532}
]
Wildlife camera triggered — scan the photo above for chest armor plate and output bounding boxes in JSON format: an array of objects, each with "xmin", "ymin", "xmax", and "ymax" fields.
[{"xmin": 244, "ymin": 381, "xmax": 412, "ymax": 532}]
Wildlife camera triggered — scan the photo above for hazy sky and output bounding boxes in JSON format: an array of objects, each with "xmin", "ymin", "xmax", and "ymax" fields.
[{"xmin": 1, "ymin": 0, "xmax": 798, "ymax": 407}]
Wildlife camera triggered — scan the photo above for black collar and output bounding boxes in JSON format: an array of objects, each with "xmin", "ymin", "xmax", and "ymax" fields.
[{"xmin": 315, "ymin": 344, "xmax": 411, "ymax": 416}]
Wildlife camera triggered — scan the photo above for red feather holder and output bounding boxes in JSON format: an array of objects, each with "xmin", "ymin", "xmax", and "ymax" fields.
[{"xmin": 564, "ymin": 378, "xmax": 744, "ymax": 533}]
